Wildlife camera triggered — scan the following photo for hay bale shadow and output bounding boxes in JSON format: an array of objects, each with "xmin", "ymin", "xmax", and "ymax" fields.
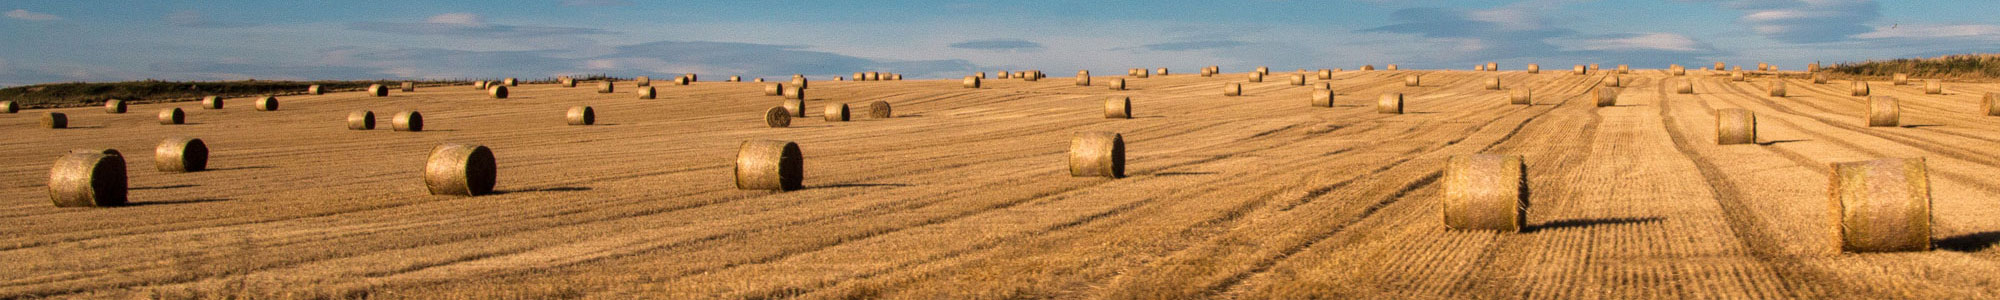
[
  {"xmin": 812, "ymin": 183, "xmax": 912, "ymax": 189},
  {"xmin": 492, "ymin": 186, "xmax": 591, "ymax": 195},
  {"xmin": 1525, "ymin": 217, "xmax": 1664, "ymax": 233},
  {"xmin": 132, "ymin": 184, "xmax": 199, "ymax": 191},
  {"xmin": 1938, "ymin": 231, "xmax": 2000, "ymax": 252},
  {"xmin": 120, "ymin": 198, "xmax": 231, "ymax": 207},
  {"xmin": 1757, "ymin": 139, "xmax": 1810, "ymax": 146}
]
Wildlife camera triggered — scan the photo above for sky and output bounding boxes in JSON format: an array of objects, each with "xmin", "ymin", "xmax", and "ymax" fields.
[{"xmin": 1, "ymin": 0, "xmax": 1997, "ymax": 87}]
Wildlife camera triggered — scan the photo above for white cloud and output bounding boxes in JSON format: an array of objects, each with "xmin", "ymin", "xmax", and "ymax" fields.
[
  {"xmin": 1854, "ymin": 24, "xmax": 2000, "ymax": 41},
  {"xmin": 1578, "ymin": 33, "xmax": 1704, "ymax": 52},
  {"xmin": 425, "ymin": 13, "xmax": 484, "ymax": 26},
  {"xmin": 5, "ymin": 9, "xmax": 61, "ymax": 21}
]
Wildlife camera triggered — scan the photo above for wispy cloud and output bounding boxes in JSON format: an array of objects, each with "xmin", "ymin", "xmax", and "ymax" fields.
[
  {"xmin": 348, "ymin": 13, "xmax": 612, "ymax": 38},
  {"xmin": 1691, "ymin": 0, "xmax": 1880, "ymax": 43},
  {"xmin": 4, "ymin": 9, "xmax": 61, "ymax": 21},
  {"xmin": 559, "ymin": 0, "xmax": 633, "ymax": 7},
  {"xmin": 165, "ymin": 10, "xmax": 254, "ymax": 28},
  {"xmin": 948, "ymin": 39, "xmax": 1043, "ymax": 51},
  {"xmin": 1140, "ymin": 40, "xmax": 1247, "ymax": 51}
]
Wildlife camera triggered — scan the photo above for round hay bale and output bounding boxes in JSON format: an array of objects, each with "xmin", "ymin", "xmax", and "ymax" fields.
[
  {"xmin": 368, "ymin": 84, "xmax": 388, "ymax": 97},
  {"xmin": 1527, "ymin": 64, "xmax": 1540, "ymax": 74},
  {"xmin": 1106, "ymin": 97, "xmax": 1131, "ymax": 119},
  {"xmin": 1671, "ymin": 65, "xmax": 1686, "ymax": 76},
  {"xmin": 783, "ymin": 99, "xmax": 806, "ymax": 117},
  {"xmin": 1256, "ymin": 66, "xmax": 1270, "ymax": 75},
  {"xmin": 1717, "ymin": 108, "xmax": 1757, "ymax": 145},
  {"xmin": 1595, "ymin": 88, "xmax": 1619, "ymax": 107},
  {"xmin": 255, "ymin": 96, "xmax": 278, "ymax": 111},
  {"xmin": 567, "ymin": 106, "xmax": 595, "ymax": 125},
  {"xmin": 1572, "ymin": 65, "xmax": 1586, "ymax": 75},
  {"xmin": 791, "ymin": 77, "xmax": 808, "ymax": 89},
  {"xmin": 684, "ymin": 73, "xmax": 698, "ymax": 82},
  {"xmin": 1224, "ymin": 83, "xmax": 1242, "ymax": 96},
  {"xmin": 1677, "ymin": 80, "xmax": 1695, "ymax": 94},
  {"xmin": 1386, "ymin": 64, "xmax": 1399, "ymax": 71},
  {"xmin": 1616, "ymin": 64, "xmax": 1630, "ymax": 74},
  {"xmin": 1318, "ymin": 69, "xmax": 1333, "ymax": 80},
  {"xmin": 425, "ymin": 144, "xmax": 496, "ymax": 196},
  {"xmin": 1892, "ymin": 73, "xmax": 1909, "ymax": 85},
  {"xmin": 476, "ymin": 81, "xmax": 490, "ymax": 89},
  {"xmin": 202, "ymin": 96, "xmax": 224, "ymax": 109},
  {"xmin": 1814, "ymin": 73, "xmax": 1829, "ymax": 84},
  {"xmin": 999, "ymin": 71, "xmax": 1012, "ymax": 79},
  {"xmin": 1076, "ymin": 70, "xmax": 1090, "ymax": 86},
  {"xmin": 1732, "ymin": 66, "xmax": 1743, "ymax": 72},
  {"xmin": 1853, "ymin": 81, "xmax": 1871, "ymax": 96},
  {"xmin": 1757, "ymin": 62, "xmax": 1768, "ymax": 71},
  {"xmin": 1312, "ymin": 90, "xmax": 1335, "ymax": 108},
  {"xmin": 1605, "ymin": 76, "xmax": 1623, "ymax": 87},
  {"xmin": 730, "ymin": 76, "xmax": 742, "ymax": 82},
  {"xmin": 561, "ymin": 77, "xmax": 576, "ymax": 87},
  {"xmin": 1156, "ymin": 68, "xmax": 1169, "ymax": 76},
  {"xmin": 1200, "ymin": 68, "xmax": 1214, "ymax": 77},
  {"xmin": 784, "ymin": 86, "xmax": 805, "ymax": 100},
  {"xmin": 1714, "ymin": 62, "xmax": 1726, "ymax": 70},
  {"xmin": 48, "ymin": 151, "xmax": 127, "ymax": 207},
  {"xmin": 2, "ymin": 101, "xmax": 14, "ymax": 113},
  {"xmin": 1809, "ymin": 63, "xmax": 1820, "ymax": 72},
  {"xmin": 504, "ymin": 78, "xmax": 518, "ymax": 86},
  {"xmin": 1868, "ymin": 96, "xmax": 1900, "ymax": 127},
  {"xmin": 1488, "ymin": 62, "xmax": 1500, "ymax": 71},
  {"xmin": 348, "ymin": 111, "xmax": 375, "ymax": 130},
  {"xmin": 159, "ymin": 108, "xmax": 185, "ymax": 125},
  {"xmin": 1731, "ymin": 72, "xmax": 1745, "ymax": 82},
  {"xmin": 635, "ymin": 76, "xmax": 650, "ymax": 87},
  {"xmin": 1589, "ymin": 64, "xmax": 1600, "ymax": 71},
  {"xmin": 1770, "ymin": 81, "xmax": 1787, "ymax": 97},
  {"xmin": 1248, "ymin": 72, "xmax": 1264, "ymax": 83},
  {"xmin": 854, "ymin": 72, "xmax": 867, "ymax": 81},
  {"xmin": 1986, "ymin": 92, "xmax": 2000, "ymax": 116},
  {"xmin": 755, "ymin": 78, "xmax": 766, "ymax": 82},
  {"xmin": 963, "ymin": 76, "xmax": 981, "ymax": 88},
  {"xmin": 1315, "ymin": 82, "xmax": 1332, "ymax": 90},
  {"xmin": 639, "ymin": 86, "xmax": 657, "ymax": 99},
  {"xmin": 1441, "ymin": 154, "xmax": 1528, "ymax": 232},
  {"xmin": 598, "ymin": 81, "xmax": 614, "ymax": 94},
  {"xmin": 1378, "ymin": 93, "xmax": 1404, "ymax": 114},
  {"xmin": 1290, "ymin": 74, "xmax": 1306, "ymax": 86},
  {"xmin": 155, "ymin": 137, "xmax": 208, "ymax": 172},
  {"xmin": 393, "ymin": 111, "xmax": 424, "ymax": 132},
  {"xmin": 1404, "ymin": 74, "xmax": 1419, "ymax": 87},
  {"xmin": 43, "ymin": 112, "xmax": 67, "ymax": 129},
  {"xmin": 309, "ymin": 85, "xmax": 325, "ymax": 95},
  {"xmin": 1925, "ymin": 80, "xmax": 1942, "ymax": 94},
  {"xmin": 766, "ymin": 83, "xmax": 784, "ymax": 96},
  {"xmin": 1828, "ymin": 157, "xmax": 1932, "ymax": 252},
  {"xmin": 736, "ymin": 140, "xmax": 803, "ymax": 190},
  {"xmin": 1485, "ymin": 77, "xmax": 1501, "ymax": 90},
  {"xmin": 824, "ymin": 103, "xmax": 850, "ymax": 122},
  {"xmin": 1510, "ymin": 88, "xmax": 1532, "ymax": 105},
  {"xmin": 675, "ymin": 76, "xmax": 690, "ymax": 85},
  {"xmin": 1109, "ymin": 78, "xmax": 1126, "ymax": 91},
  {"xmin": 1069, "ymin": 132, "xmax": 1124, "ymax": 178},
  {"xmin": 490, "ymin": 86, "xmax": 509, "ymax": 99},
  {"xmin": 105, "ymin": 99, "xmax": 126, "ymax": 114},
  {"xmin": 764, "ymin": 106, "xmax": 792, "ymax": 128},
  {"xmin": 1362, "ymin": 65, "xmax": 1376, "ymax": 71},
  {"xmin": 1476, "ymin": 65, "xmax": 1486, "ymax": 71},
  {"xmin": 870, "ymin": 101, "xmax": 892, "ymax": 119},
  {"xmin": 401, "ymin": 81, "xmax": 416, "ymax": 92}
]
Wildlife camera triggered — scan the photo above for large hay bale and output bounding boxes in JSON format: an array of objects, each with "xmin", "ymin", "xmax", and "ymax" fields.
[
  {"xmin": 1892, "ymin": 73, "xmax": 1909, "ymax": 85},
  {"xmin": 1386, "ymin": 64, "xmax": 1399, "ymax": 71},
  {"xmin": 309, "ymin": 85, "xmax": 324, "ymax": 95},
  {"xmin": 1731, "ymin": 72, "xmax": 1745, "ymax": 82},
  {"xmin": 105, "ymin": 99, "xmax": 126, "ymax": 114},
  {"xmin": 43, "ymin": 112, "xmax": 67, "ymax": 129},
  {"xmin": 598, "ymin": 81, "xmax": 614, "ymax": 94},
  {"xmin": 1527, "ymin": 64, "xmax": 1540, "ymax": 74},
  {"xmin": 490, "ymin": 86, "xmax": 509, "ymax": 99},
  {"xmin": 736, "ymin": 140, "xmax": 803, "ymax": 190},
  {"xmin": 1404, "ymin": 74, "xmax": 1419, "ymax": 87},
  {"xmin": 1814, "ymin": 73, "xmax": 1829, "ymax": 84},
  {"xmin": 1487, "ymin": 62, "xmax": 1499, "ymax": 71},
  {"xmin": 202, "ymin": 96, "xmax": 224, "ymax": 109},
  {"xmin": 1828, "ymin": 157, "xmax": 1932, "ymax": 252},
  {"xmin": 348, "ymin": 111, "xmax": 375, "ymax": 130},
  {"xmin": 1868, "ymin": 96, "xmax": 1900, "ymax": 127},
  {"xmin": 155, "ymin": 137, "xmax": 208, "ymax": 172},
  {"xmin": 159, "ymin": 108, "xmax": 185, "ymax": 125},
  {"xmin": 1987, "ymin": 92, "xmax": 2000, "ymax": 116},
  {"xmin": 1076, "ymin": 70, "xmax": 1090, "ymax": 86},
  {"xmin": 368, "ymin": 84, "xmax": 388, "ymax": 97},
  {"xmin": 1770, "ymin": 81, "xmax": 1787, "ymax": 97},
  {"xmin": 783, "ymin": 99, "xmax": 805, "ymax": 117},
  {"xmin": 1595, "ymin": 88, "xmax": 1619, "ymax": 107},
  {"xmin": 1572, "ymin": 65, "xmax": 1586, "ymax": 75},
  {"xmin": 1, "ymin": 101, "xmax": 14, "ymax": 113},
  {"xmin": 1378, "ymin": 92, "xmax": 1404, "ymax": 114},
  {"xmin": 393, "ymin": 111, "xmax": 424, "ymax": 132},
  {"xmin": 425, "ymin": 144, "xmax": 496, "ymax": 196},
  {"xmin": 1247, "ymin": 72, "xmax": 1263, "ymax": 83},
  {"xmin": 1362, "ymin": 65, "xmax": 1376, "ymax": 71},
  {"xmin": 639, "ymin": 86, "xmax": 657, "ymax": 99},
  {"xmin": 1616, "ymin": 64, "xmax": 1630, "ymax": 74},
  {"xmin": 1853, "ymin": 81, "xmax": 1871, "ymax": 96},
  {"xmin": 1442, "ymin": 154, "xmax": 1527, "ymax": 232},
  {"xmin": 401, "ymin": 81, "xmax": 416, "ymax": 92},
  {"xmin": 1485, "ymin": 77, "xmax": 1501, "ymax": 90},
  {"xmin": 963, "ymin": 76, "xmax": 981, "ymax": 88},
  {"xmin": 1224, "ymin": 83, "xmax": 1242, "ymax": 96},
  {"xmin": 870, "ymin": 101, "xmax": 892, "ymax": 119},
  {"xmin": 765, "ymin": 106, "xmax": 791, "ymax": 128},
  {"xmin": 784, "ymin": 86, "xmax": 805, "ymax": 100},
  {"xmin": 1925, "ymin": 80, "xmax": 1942, "ymax": 94},
  {"xmin": 1069, "ymin": 132, "xmax": 1124, "ymax": 178},
  {"xmin": 766, "ymin": 83, "xmax": 784, "ymax": 96},
  {"xmin": 255, "ymin": 96, "xmax": 278, "ymax": 111},
  {"xmin": 1717, "ymin": 108, "xmax": 1757, "ymax": 145},
  {"xmin": 568, "ymin": 106, "xmax": 595, "ymax": 125},
  {"xmin": 504, "ymin": 78, "xmax": 518, "ymax": 86},
  {"xmin": 1312, "ymin": 90, "xmax": 1335, "ymax": 108},
  {"xmin": 1318, "ymin": 69, "xmax": 1333, "ymax": 80},
  {"xmin": 1109, "ymin": 78, "xmax": 1126, "ymax": 90},
  {"xmin": 1290, "ymin": 74, "xmax": 1306, "ymax": 86},
  {"xmin": 48, "ymin": 151, "xmax": 126, "ymax": 207},
  {"xmin": 1677, "ymin": 80, "xmax": 1694, "ymax": 94},
  {"xmin": 1510, "ymin": 88, "xmax": 1532, "ymax": 105},
  {"xmin": 635, "ymin": 76, "xmax": 650, "ymax": 87},
  {"xmin": 824, "ymin": 103, "xmax": 849, "ymax": 122}
]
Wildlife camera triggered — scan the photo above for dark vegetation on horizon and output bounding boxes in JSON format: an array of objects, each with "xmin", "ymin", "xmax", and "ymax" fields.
[
  {"xmin": 1828, "ymin": 54, "xmax": 2000, "ymax": 79},
  {"xmin": 0, "ymin": 74, "xmax": 615, "ymax": 109}
]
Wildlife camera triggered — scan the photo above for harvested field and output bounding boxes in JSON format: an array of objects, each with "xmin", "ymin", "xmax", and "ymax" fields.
[{"xmin": 6, "ymin": 69, "xmax": 2000, "ymax": 299}]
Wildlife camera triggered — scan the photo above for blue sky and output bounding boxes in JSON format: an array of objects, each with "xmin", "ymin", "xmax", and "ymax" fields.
[{"xmin": 2, "ymin": 0, "xmax": 1997, "ymax": 87}]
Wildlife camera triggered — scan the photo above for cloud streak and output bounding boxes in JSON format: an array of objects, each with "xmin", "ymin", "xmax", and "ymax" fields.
[
  {"xmin": 4, "ymin": 9, "xmax": 61, "ymax": 21},
  {"xmin": 348, "ymin": 13, "xmax": 613, "ymax": 38},
  {"xmin": 948, "ymin": 39, "xmax": 1044, "ymax": 51}
]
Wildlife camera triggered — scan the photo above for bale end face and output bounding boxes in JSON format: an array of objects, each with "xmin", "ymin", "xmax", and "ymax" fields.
[
  {"xmin": 1069, "ymin": 132, "xmax": 1125, "ymax": 178},
  {"xmin": 425, "ymin": 144, "xmax": 497, "ymax": 196},
  {"xmin": 1717, "ymin": 109, "xmax": 1757, "ymax": 145},
  {"xmin": 1106, "ymin": 97, "xmax": 1132, "ymax": 119},
  {"xmin": 765, "ymin": 106, "xmax": 792, "ymax": 128},
  {"xmin": 1378, "ymin": 93, "xmax": 1404, "ymax": 114},
  {"xmin": 394, "ymin": 111, "xmax": 425, "ymax": 132},
  {"xmin": 1868, "ymin": 96, "xmax": 1899, "ymax": 127},
  {"xmin": 736, "ymin": 140, "xmax": 803, "ymax": 191},
  {"xmin": 824, "ymin": 103, "xmax": 850, "ymax": 122},
  {"xmin": 869, "ymin": 101, "xmax": 892, "ymax": 119},
  {"xmin": 1442, "ymin": 154, "xmax": 1528, "ymax": 232},
  {"xmin": 1828, "ymin": 157, "xmax": 1932, "ymax": 253},
  {"xmin": 348, "ymin": 111, "xmax": 376, "ymax": 130},
  {"xmin": 49, "ymin": 151, "xmax": 128, "ymax": 207},
  {"xmin": 155, "ymin": 138, "xmax": 209, "ymax": 172},
  {"xmin": 568, "ymin": 106, "xmax": 596, "ymax": 125}
]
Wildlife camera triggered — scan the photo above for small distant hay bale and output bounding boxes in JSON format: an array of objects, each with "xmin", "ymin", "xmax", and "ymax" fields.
[
  {"xmin": 1827, "ymin": 157, "xmax": 1932, "ymax": 253},
  {"xmin": 999, "ymin": 71, "xmax": 1012, "ymax": 79},
  {"xmin": 675, "ymin": 76, "xmax": 691, "ymax": 85},
  {"xmin": 504, "ymin": 78, "xmax": 518, "ymax": 86},
  {"xmin": 1594, "ymin": 88, "xmax": 1618, "ymax": 107},
  {"xmin": 765, "ymin": 106, "xmax": 792, "ymax": 128},
  {"xmin": 561, "ymin": 77, "xmax": 577, "ymax": 87},
  {"xmin": 1986, "ymin": 92, "xmax": 2000, "ymax": 116},
  {"xmin": 348, "ymin": 111, "xmax": 375, "ymax": 130},
  {"xmin": 729, "ymin": 76, "xmax": 742, "ymax": 82},
  {"xmin": 766, "ymin": 83, "xmax": 784, "ymax": 96},
  {"xmin": 598, "ymin": 81, "xmax": 614, "ymax": 94},
  {"xmin": 490, "ymin": 86, "xmax": 509, "ymax": 99},
  {"xmin": 1757, "ymin": 62, "xmax": 1768, "ymax": 71},
  {"xmin": 1671, "ymin": 65, "xmax": 1686, "ymax": 76},
  {"xmin": 475, "ymin": 81, "xmax": 489, "ymax": 89},
  {"xmin": 783, "ymin": 99, "xmax": 806, "ymax": 117},
  {"xmin": 685, "ymin": 73, "xmax": 699, "ymax": 82},
  {"xmin": 791, "ymin": 76, "xmax": 809, "ymax": 89},
  {"xmin": 1132, "ymin": 69, "xmax": 1148, "ymax": 79},
  {"xmin": 401, "ymin": 81, "xmax": 416, "ymax": 92},
  {"xmin": 1604, "ymin": 76, "xmax": 1622, "ymax": 87},
  {"xmin": 1769, "ymin": 81, "xmax": 1787, "ymax": 97},
  {"xmin": 1509, "ymin": 88, "xmax": 1532, "ymax": 105},
  {"xmin": 251, "ymin": 96, "xmax": 277, "ymax": 111},
  {"xmin": 869, "ymin": 101, "xmax": 892, "ymax": 119},
  {"xmin": 1487, "ymin": 62, "xmax": 1499, "ymax": 71},
  {"xmin": 1485, "ymin": 77, "xmax": 1500, "ymax": 90},
  {"xmin": 854, "ymin": 72, "xmax": 867, "ymax": 81},
  {"xmin": 755, "ymin": 78, "xmax": 766, "ymax": 82},
  {"xmin": 43, "ymin": 112, "xmax": 67, "ymax": 129},
  {"xmin": 368, "ymin": 84, "xmax": 388, "ymax": 97},
  {"xmin": 2, "ymin": 101, "xmax": 14, "ymax": 113},
  {"xmin": 1892, "ymin": 73, "xmax": 1909, "ymax": 85},
  {"xmin": 736, "ymin": 140, "xmax": 803, "ymax": 190},
  {"xmin": 1476, "ymin": 65, "xmax": 1487, "ymax": 71},
  {"xmin": 1814, "ymin": 73, "xmax": 1829, "ymax": 84},
  {"xmin": 1290, "ymin": 74, "xmax": 1306, "ymax": 86},
  {"xmin": 48, "ymin": 151, "xmax": 127, "ymax": 207},
  {"xmin": 1109, "ymin": 78, "xmax": 1127, "ymax": 90},
  {"xmin": 1868, "ymin": 96, "xmax": 1899, "ymax": 127},
  {"xmin": 1256, "ymin": 66, "xmax": 1270, "ymax": 75},
  {"xmin": 1441, "ymin": 154, "xmax": 1528, "ymax": 232},
  {"xmin": 1731, "ymin": 72, "xmax": 1745, "ymax": 82},
  {"xmin": 977, "ymin": 71, "xmax": 987, "ymax": 79},
  {"xmin": 1732, "ymin": 66, "xmax": 1742, "ymax": 72},
  {"xmin": 1717, "ymin": 108, "xmax": 1757, "ymax": 145},
  {"xmin": 159, "ymin": 108, "xmax": 185, "ymax": 125},
  {"xmin": 1362, "ymin": 65, "xmax": 1376, "ymax": 71},
  {"xmin": 1023, "ymin": 71, "xmax": 1040, "ymax": 81},
  {"xmin": 105, "ymin": 99, "xmax": 126, "ymax": 114},
  {"xmin": 639, "ymin": 86, "xmax": 657, "ymax": 99},
  {"xmin": 1107, "ymin": 97, "xmax": 1131, "ymax": 119},
  {"xmin": 1200, "ymin": 67, "xmax": 1215, "ymax": 77},
  {"xmin": 155, "ymin": 137, "xmax": 208, "ymax": 172},
  {"xmin": 1076, "ymin": 70, "xmax": 1090, "ymax": 86},
  {"xmin": 1616, "ymin": 64, "xmax": 1630, "ymax": 74},
  {"xmin": 635, "ymin": 76, "xmax": 651, "ymax": 87},
  {"xmin": 1378, "ymin": 92, "xmax": 1403, "ymax": 114},
  {"xmin": 1386, "ymin": 64, "xmax": 1399, "ymax": 71},
  {"xmin": 1247, "ymin": 72, "xmax": 1264, "ymax": 83},
  {"xmin": 1318, "ymin": 69, "xmax": 1333, "ymax": 80},
  {"xmin": 1224, "ymin": 83, "xmax": 1242, "ymax": 96},
  {"xmin": 1157, "ymin": 68, "xmax": 1169, "ymax": 76},
  {"xmin": 203, "ymin": 96, "xmax": 224, "ymax": 109},
  {"xmin": 1527, "ymin": 64, "xmax": 1540, "ymax": 74},
  {"xmin": 784, "ymin": 86, "xmax": 806, "ymax": 100},
  {"xmin": 1404, "ymin": 74, "xmax": 1419, "ymax": 87},
  {"xmin": 825, "ymin": 103, "xmax": 849, "ymax": 122},
  {"xmin": 393, "ymin": 111, "xmax": 424, "ymax": 132},
  {"xmin": 309, "ymin": 85, "xmax": 325, "ymax": 95},
  {"xmin": 1312, "ymin": 90, "xmax": 1335, "ymax": 107},
  {"xmin": 1713, "ymin": 62, "xmax": 1726, "ymax": 70},
  {"xmin": 1852, "ymin": 81, "xmax": 1870, "ymax": 96},
  {"xmin": 1676, "ymin": 80, "xmax": 1694, "ymax": 94},
  {"xmin": 568, "ymin": 106, "xmax": 595, "ymax": 125},
  {"xmin": 425, "ymin": 144, "xmax": 497, "ymax": 196},
  {"xmin": 1069, "ymin": 132, "xmax": 1124, "ymax": 178},
  {"xmin": 1924, "ymin": 80, "xmax": 1942, "ymax": 94},
  {"xmin": 1572, "ymin": 65, "xmax": 1586, "ymax": 75},
  {"xmin": 1589, "ymin": 64, "xmax": 1600, "ymax": 71}
]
